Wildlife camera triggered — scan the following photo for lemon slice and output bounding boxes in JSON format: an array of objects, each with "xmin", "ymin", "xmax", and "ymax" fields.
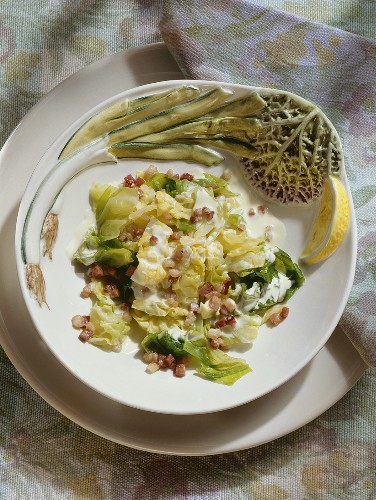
[{"xmin": 300, "ymin": 175, "xmax": 350, "ymax": 264}]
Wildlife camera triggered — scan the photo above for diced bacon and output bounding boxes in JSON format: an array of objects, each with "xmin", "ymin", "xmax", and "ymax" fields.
[
  {"xmin": 180, "ymin": 172, "xmax": 194, "ymax": 181},
  {"xmin": 269, "ymin": 306, "xmax": 289, "ymax": 325},
  {"xmin": 78, "ymin": 330, "xmax": 93, "ymax": 342},
  {"xmin": 169, "ymin": 268, "xmax": 182, "ymax": 278},
  {"xmin": 149, "ymin": 235, "xmax": 159, "ymax": 245},
  {"xmin": 202, "ymin": 206, "xmax": 215, "ymax": 220},
  {"xmin": 125, "ymin": 265, "xmax": 136, "ymax": 277},
  {"xmin": 71, "ymin": 315, "xmax": 89, "ymax": 329},
  {"xmin": 81, "ymin": 283, "xmax": 93, "ymax": 298},
  {"xmin": 133, "ymin": 227, "xmax": 144, "ymax": 240},
  {"xmin": 222, "ymin": 279, "xmax": 232, "ymax": 294},
  {"xmin": 257, "ymin": 204, "xmax": 268, "ymax": 214},
  {"xmin": 221, "ymin": 298, "xmax": 236, "ymax": 313},
  {"xmin": 143, "ymin": 352, "xmax": 159, "ymax": 364},
  {"xmin": 103, "ymin": 283, "xmax": 120, "ymax": 298},
  {"xmin": 248, "ymin": 208, "xmax": 256, "ymax": 216},
  {"xmin": 208, "ymin": 294, "xmax": 221, "ymax": 310},
  {"xmin": 198, "ymin": 282, "xmax": 214, "ymax": 297},
  {"xmin": 168, "ymin": 275, "xmax": 179, "ymax": 284},
  {"xmin": 174, "ymin": 363, "xmax": 186, "ymax": 377},
  {"xmin": 164, "ymin": 354, "xmax": 175, "ymax": 368},
  {"xmin": 170, "ymin": 231, "xmax": 182, "ymax": 241},
  {"xmin": 89, "ymin": 264, "xmax": 104, "ymax": 279},
  {"xmin": 214, "ymin": 315, "xmax": 237, "ymax": 329},
  {"xmin": 101, "ymin": 264, "xmax": 117, "ymax": 276},
  {"xmin": 188, "ymin": 302, "xmax": 199, "ymax": 313},
  {"xmin": 123, "ymin": 174, "xmax": 136, "ymax": 187},
  {"xmin": 134, "ymin": 177, "xmax": 145, "ymax": 186},
  {"xmin": 184, "ymin": 311, "xmax": 196, "ymax": 327}
]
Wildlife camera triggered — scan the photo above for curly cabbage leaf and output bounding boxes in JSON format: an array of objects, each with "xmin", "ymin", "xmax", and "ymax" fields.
[{"xmin": 240, "ymin": 92, "xmax": 342, "ymax": 205}]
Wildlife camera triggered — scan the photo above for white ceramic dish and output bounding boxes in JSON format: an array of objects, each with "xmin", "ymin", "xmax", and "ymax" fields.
[
  {"xmin": 15, "ymin": 77, "xmax": 356, "ymax": 415},
  {"xmin": 0, "ymin": 43, "xmax": 366, "ymax": 453}
]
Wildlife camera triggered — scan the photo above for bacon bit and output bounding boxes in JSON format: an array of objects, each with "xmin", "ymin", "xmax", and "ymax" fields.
[
  {"xmin": 221, "ymin": 279, "xmax": 231, "ymax": 295},
  {"xmin": 170, "ymin": 231, "xmax": 182, "ymax": 241},
  {"xmin": 101, "ymin": 264, "xmax": 117, "ymax": 276},
  {"xmin": 164, "ymin": 354, "xmax": 175, "ymax": 368},
  {"xmin": 209, "ymin": 337, "xmax": 223, "ymax": 349},
  {"xmin": 202, "ymin": 206, "xmax": 215, "ymax": 220},
  {"xmin": 198, "ymin": 282, "xmax": 214, "ymax": 297},
  {"xmin": 168, "ymin": 275, "xmax": 179, "ymax": 284},
  {"xmin": 166, "ymin": 297, "xmax": 179, "ymax": 307},
  {"xmin": 125, "ymin": 265, "xmax": 136, "ymax": 277},
  {"xmin": 149, "ymin": 235, "xmax": 159, "ymax": 246},
  {"xmin": 181, "ymin": 172, "xmax": 194, "ymax": 181},
  {"xmin": 237, "ymin": 223, "xmax": 246, "ymax": 231},
  {"xmin": 171, "ymin": 246, "xmax": 184, "ymax": 262},
  {"xmin": 174, "ymin": 363, "xmax": 186, "ymax": 377},
  {"xmin": 190, "ymin": 208, "xmax": 202, "ymax": 224},
  {"xmin": 72, "ymin": 315, "xmax": 90, "ymax": 329},
  {"xmin": 163, "ymin": 258, "xmax": 176, "ymax": 269},
  {"xmin": 257, "ymin": 204, "xmax": 268, "ymax": 214},
  {"xmin": 120, "ymin": 302, "xmax": 132, "ymax": 322},
  {"xmin": 123, "ymin": 174, "xmax": 136, "ymax": 187},
  {"xmin": 269, "ymin": 306, "xmax": 289, "ymax": 326},
  {"xmin": 103, "ymin": 283, "xmax": 120, "ymax": 298},
  {"xmin": 248, "ymin": 208, "xmax": 256, "ymax": 216},
  {"xmin": 188, "ymin": 302, "xmax": 199, "ymax": 313},
  {"xmin": 133, "ymin": 227, "xmax": 144, "ymax": 240},
  {"xmin": 157, "ymin": 354, "xmax": 166, "ymax": 367},
  {"xmin": 78, "ymin": 330, "xmax": 93, "ymax": 342},
  {"xmin": 221, "ymin": 298, "xmax": 236, "ymax": 314},
  {"xmin": 89, "ymin": 264, "xmax": 104, "ymax": 279},
  {"xmin": 134, "ymin": 177, "xmax": 145, "ymax": 187},
  {"xmin": 143, "ymin": 352, "xmax": 158, "ymax": 364},
  {"xmin": 184, "ymin": 311, "xmax": 196, "ymax": 327},
  {"xmin": 208, "ymin": 294, "xmax": 221, "ymax": 310},
  {"xmin": 214, "ymin": 315, "xmax": 237, "ymax": 329},
  {"xmin": 81, "ymin": 283, "xmax": 93, "ymax": 298}
]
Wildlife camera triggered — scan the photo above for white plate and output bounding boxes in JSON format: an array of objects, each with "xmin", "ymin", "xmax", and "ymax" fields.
[
  {"xmin": 15, "ymin": 77, "xmax": 356, "ymax": 414},
  {"xmin": 0, "ymin": 43, "xmax": 366, "ymax": 453}
]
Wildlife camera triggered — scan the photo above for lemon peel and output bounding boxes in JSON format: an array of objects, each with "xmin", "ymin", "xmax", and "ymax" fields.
[{"xmin": 300, "ymin": 175, "xmax": 350, "ymax": 264}]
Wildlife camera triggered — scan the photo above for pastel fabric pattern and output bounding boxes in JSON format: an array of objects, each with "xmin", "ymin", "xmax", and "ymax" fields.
[
  {"xmin": 160, "ymin": 0, "xmax": 376, "ymax": 368},
  {"xmin": 0, "ymin": 1, "xmax": 375, "ymax": 499}
]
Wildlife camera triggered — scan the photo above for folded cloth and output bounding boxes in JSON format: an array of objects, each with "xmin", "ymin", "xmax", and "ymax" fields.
[{"xmin": 160, "ymin": 0, "xmax": 376, "ymax": 369}]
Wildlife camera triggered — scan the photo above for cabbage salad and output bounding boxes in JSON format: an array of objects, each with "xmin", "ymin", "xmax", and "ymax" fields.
[{"xmin": 72, "ymin": 166, "xmax": 304, "ymax": 385}]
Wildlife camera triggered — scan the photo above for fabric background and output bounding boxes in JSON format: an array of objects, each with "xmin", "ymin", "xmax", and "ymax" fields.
[{"xmin": 0, "ymin": 1, "xmax": 375, "ymax": 498}]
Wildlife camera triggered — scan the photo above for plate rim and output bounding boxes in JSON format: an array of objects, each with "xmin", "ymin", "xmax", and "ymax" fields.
[{"xmin": 14, "ymin": 77, "xmax": 358, "ymax": 414}]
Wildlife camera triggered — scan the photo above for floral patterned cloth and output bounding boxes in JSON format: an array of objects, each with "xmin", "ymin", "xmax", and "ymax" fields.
[{"xmin": 0, "ymin": 1, "xmax": 375, "ymax": 498}]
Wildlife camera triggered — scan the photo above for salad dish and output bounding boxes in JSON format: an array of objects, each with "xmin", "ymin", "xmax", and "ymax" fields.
[
  {"xmin": 15, "ymin": 79, "xmax": 354, "ymax": 414},
  {"xmin": 71, "ymin": 166, "xmax": 303, "ymax": 385}
]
